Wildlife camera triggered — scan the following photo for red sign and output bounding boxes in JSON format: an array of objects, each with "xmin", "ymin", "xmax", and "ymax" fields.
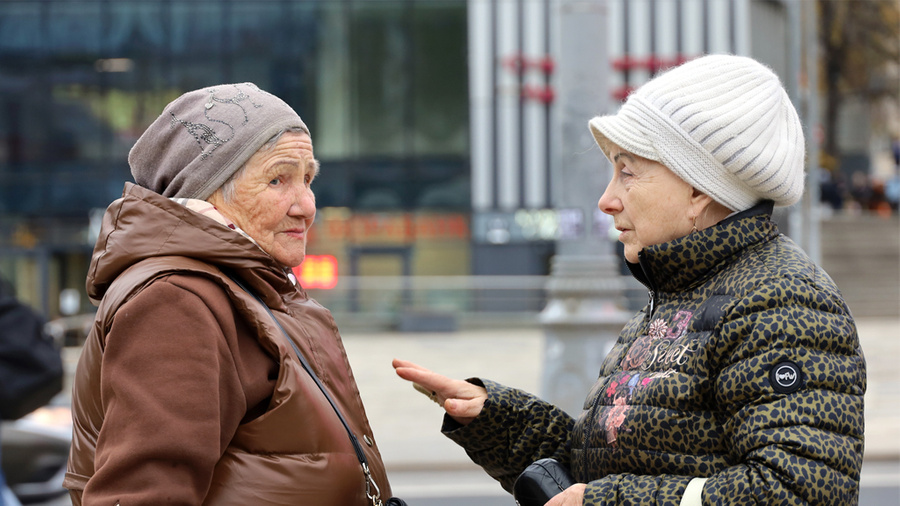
[{"xmin": 293, "ymin": 255, "xmax": 338, "ymax": 289}]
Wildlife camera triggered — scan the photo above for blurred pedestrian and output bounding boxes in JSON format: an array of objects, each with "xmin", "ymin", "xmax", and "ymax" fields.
[
  {"xmin": 886, "ymin": 173, "xmax": 900, "ymax": 211},
  {"xmin": 394, "ymin": 54, "xmax": 865, "ymax": 505},
  {"xmin": 848, "ymin": 170, "xmax": 873, "ymax": 212},
  {"xmin": 891, "ymin": 136, "xmax": 900, "ymax": 170},
  {"xmin": 0, "ymin": 276, "xmax": 63, "ymax": 506},
  {"xmin": 868, "ymin": 178, "xmax": 893, "ymax": 217},
  {"xmin": 64, "ymin": 83, "xmax": 399, "ymax": 505},
  {"xmin": 819, "ymin": 169, "xmax": 844, "ymax": 212}
]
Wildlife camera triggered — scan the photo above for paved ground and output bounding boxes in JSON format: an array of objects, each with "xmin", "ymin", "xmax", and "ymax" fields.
[{"xmin": 341, "ymin": 317, "xmax": 900, "ymax": 496}]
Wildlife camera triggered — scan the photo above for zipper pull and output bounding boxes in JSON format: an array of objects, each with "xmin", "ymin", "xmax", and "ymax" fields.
[{"xmin": 648, "ymin": 290, "xmax": 655, "ymax": 317}]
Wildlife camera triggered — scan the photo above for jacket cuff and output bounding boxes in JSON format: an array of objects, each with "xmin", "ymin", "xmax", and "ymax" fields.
[{"xmin": 441, "ymin": 378, "xmax": 506, "ymax": 452}]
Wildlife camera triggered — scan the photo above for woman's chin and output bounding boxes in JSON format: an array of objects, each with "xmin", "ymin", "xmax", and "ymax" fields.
[
  {"xmin": 623, "ymin": 247, "xmax": 640, "ymax": 263},
  {"xmin": 270, "ymin": 251, "xmax": 306, "ymax": 270}
]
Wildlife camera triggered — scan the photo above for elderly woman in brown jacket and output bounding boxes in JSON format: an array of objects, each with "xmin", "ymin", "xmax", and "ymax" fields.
[{"xmin": 64, "ymin": 83, "xmax": 395, "ymax": 506}]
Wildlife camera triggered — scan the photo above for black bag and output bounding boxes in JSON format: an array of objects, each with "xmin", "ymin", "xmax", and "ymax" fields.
[
  {"xmin": 0, "ymin": 279, "xmax": 64, "ymax": 420},
  {"xmin": 513, "ymin": 458, "xmax": 576, "ymax": 506}
]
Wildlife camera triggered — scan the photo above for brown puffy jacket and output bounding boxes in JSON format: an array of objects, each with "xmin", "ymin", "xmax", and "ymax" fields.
[{"xmin": 64, "ymin": 183, "xmax": 390, "ymax": 505}]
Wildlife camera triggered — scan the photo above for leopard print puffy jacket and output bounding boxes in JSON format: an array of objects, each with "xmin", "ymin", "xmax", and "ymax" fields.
[{"xmin": 445, "ymin": 202, "xmax": 866, "ymax": 505}]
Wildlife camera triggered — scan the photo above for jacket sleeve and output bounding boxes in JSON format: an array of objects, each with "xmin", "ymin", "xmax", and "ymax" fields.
[
  {"xmin": 442, "ymin": 378, "xmax": 575, "ymax": 492},
  {"xmin": 581, "ymin": 274, "xmax": 866, "ymax": 505},
  {"xmin": 83, "ymin": 278, "xmax": 253, "ymax": 505}
]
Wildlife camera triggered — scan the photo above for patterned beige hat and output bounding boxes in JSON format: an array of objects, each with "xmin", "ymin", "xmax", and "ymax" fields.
[
  {"xmin": 129, "ymin": 83, "xmax": 309, "ymax": 200},
  {"xmin": 589, "ymin": 54, "xmax": 805, "ymax": 211}
]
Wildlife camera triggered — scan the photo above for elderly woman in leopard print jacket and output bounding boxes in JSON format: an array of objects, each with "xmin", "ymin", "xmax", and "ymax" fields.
[{"xmin": 394, "ymin": 54, "xmax": 865, "ymax": 506}]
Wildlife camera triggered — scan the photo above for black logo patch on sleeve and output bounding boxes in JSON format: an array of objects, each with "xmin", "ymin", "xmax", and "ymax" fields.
[{"xmin": 770, "ymin": 360, "xmax": 803, "ymax": 394}]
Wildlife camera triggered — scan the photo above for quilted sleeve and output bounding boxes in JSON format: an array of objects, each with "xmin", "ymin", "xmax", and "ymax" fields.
[{"xmin": 442, "ymin": 378, "xmax": 575, "ymax": 492}]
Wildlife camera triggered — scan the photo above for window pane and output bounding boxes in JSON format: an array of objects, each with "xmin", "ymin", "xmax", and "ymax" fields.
[
  {"xmin": 108, "ymin": 2, "xmax": 168, "ymax": 57},
  {"xmin": 47, "ymin": 2, "xmax": 103, "ymax": 54},
  {"xmin": 0, "ymin": 2, "xmax": 40, "ymax": 52},
  {"xmin": 412, "ymin": 2, "xmax": 468, "ymax": 156},
  {"xmin": 170, "ymin": 2, "xmax": 225, "ymax": 87},
  {"xmin": 229, "ymin": 1, "xmax": 317, "ymax": 120},
  {"xmin": 314, "ymin": 2, "xmax": 352, "ymax": 158},
  {"xmin": 230, "ymin": 1, "xmax": 286, "ymax": 55},
  {"xmin": 352, "ymin": 2, "xmax": 408, "ymax": 157}
]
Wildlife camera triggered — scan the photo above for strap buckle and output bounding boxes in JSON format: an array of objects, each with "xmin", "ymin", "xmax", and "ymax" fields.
[{"xmin": 363, "ymin": 462, "xmax": 383, "ymax": 506}]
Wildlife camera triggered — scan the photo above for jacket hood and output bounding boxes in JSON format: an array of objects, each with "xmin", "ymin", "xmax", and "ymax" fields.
[{"xmin": 87, "ymin": 182, "xmax": 296, "ymax": 304}]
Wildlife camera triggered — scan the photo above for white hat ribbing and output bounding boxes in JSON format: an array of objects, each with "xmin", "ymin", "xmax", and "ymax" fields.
[{"xmin": 589, "ymin": 54, "xmax": 805, "ymax": 211}]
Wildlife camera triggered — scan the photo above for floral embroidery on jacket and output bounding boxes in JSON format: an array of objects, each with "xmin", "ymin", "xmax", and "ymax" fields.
[{"xmin": 604, "ymin": 397, "xmax": 629, "ymax": 446}]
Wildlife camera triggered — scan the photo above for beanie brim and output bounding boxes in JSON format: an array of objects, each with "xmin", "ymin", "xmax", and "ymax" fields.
[
  {"xmin": 588, "ymin": 112, "xmax": 659, "ymax": 164},
  {"xmin": 590, "ymin": 104, "xmax": 756, "ymax": 212}
]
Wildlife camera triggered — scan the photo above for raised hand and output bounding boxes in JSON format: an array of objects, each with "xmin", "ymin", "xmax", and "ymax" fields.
[{"xmin": 392, "ymin": 358, "xmax": 488, "ymax": 425}]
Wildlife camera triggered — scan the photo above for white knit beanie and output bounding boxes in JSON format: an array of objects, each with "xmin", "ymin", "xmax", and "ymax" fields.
[{"xmin": 589, "ymin": 54, "xmax": 805, "ymax": 211}]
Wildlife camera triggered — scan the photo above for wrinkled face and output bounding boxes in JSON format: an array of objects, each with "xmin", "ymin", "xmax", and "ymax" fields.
[
  {"xmin": 209, "ymin": 132, "xmax": 318, "ymax": 268},
  {"xmin": 597, "ymin": 145, "xmax": 695, "ymax": 263}
]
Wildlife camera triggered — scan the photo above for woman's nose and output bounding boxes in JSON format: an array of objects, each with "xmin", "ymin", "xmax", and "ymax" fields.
[
  {"xmin": 289, "ymin": 186, "xmax": 315, "ymax": 217},
  {"xmin": 597, "ymin": 181, "xmax": 621, "ymax": 215}
]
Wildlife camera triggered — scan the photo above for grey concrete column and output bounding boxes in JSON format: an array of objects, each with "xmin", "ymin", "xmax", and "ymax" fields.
[
  {"xmin": 539, "ymin": 0, "xmax": 632, "ymax": 416},
  {"xmin": 540, "ymin": 255, "xmax": 631, "ymax": 415}
]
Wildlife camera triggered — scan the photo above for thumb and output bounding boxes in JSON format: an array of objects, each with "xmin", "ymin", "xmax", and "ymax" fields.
[{"xmin": 444, "ymin": 397, "xmax": 485, "ymax": 419}]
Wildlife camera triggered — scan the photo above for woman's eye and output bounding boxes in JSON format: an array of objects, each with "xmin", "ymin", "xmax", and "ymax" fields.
[{"xmin": 270, "ymin": 177, "xmax": 281, "ymax": 186}]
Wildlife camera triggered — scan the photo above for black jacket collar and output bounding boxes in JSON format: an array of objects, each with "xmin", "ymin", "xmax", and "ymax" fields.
[{"xmin": 627, "ymin": 200, "xmax": 778, "ymax": 294}]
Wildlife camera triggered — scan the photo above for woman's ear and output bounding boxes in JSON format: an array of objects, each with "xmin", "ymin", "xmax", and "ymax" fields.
[
  {"xmin": 691, "ymin": 188, "xmax": 732, "ymax": 228},
  {"xmin": 690, "ymin": 187, "xmax": 715, "ymax": 213}
]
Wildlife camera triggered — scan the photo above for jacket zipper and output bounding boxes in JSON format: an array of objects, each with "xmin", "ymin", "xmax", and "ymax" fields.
[
  {"xmin": 638, "ymin": 252, "xmax": 658, "ymax": 319},
  {"xmin": 584, "ymin": 252, "xmax": 656, "ymax": 456},
  {"xmin": 582, "ymin": 389, "xmax": 602, "ymax": 462}
]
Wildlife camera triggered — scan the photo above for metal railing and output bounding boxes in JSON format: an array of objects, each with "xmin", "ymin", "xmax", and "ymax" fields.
[
  {"xmin": 47, "ymin": 274, "xmax": 648, "ymax": 343},
  {"xmin": 307, "ymin": 274, "xmax": 647, "ymax": 331}
]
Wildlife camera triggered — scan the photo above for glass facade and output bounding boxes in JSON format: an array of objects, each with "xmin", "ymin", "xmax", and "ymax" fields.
[{"xmin": 0, "ymin": 0, "xmax": 470, "ymax": 315}]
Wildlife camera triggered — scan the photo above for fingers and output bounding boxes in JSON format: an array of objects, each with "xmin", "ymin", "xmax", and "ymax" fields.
[
  {"xmin": 393, "ymin": 361, "xmax": 448, "ymax": 393},
  {"xmin": 391, "ymin": 358, "xmax": 425, "ymax": 371},
  {"xmin": 393, "ymin": 358, "xmax": 488, "ymax": 425},
  {"xmin": 544, "ymin": 483, "xmax": 587, "ymax": 506},
  {"xmin": 393, "ymin": 359, "xmax": 467, "ymax": 399},
  {"xmin": 393, "ymin": 359, "xmax": 447, "ymax": 394},
  {"xmin": 393, "ymin": 359, "xmax": 451, "ymax": 405}
]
